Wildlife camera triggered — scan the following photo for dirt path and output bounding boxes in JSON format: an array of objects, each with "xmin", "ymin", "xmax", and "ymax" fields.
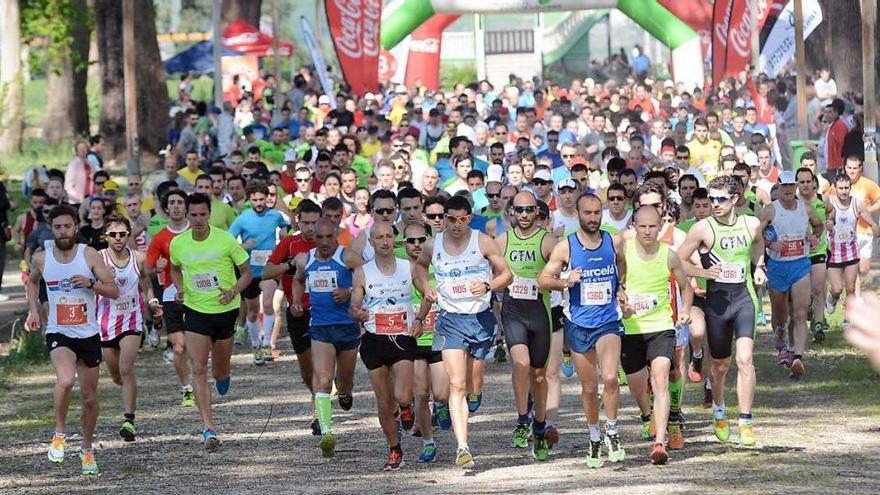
[{"xmin": 1, "ymin": 315, "xmax": 880, "ymax": 494}]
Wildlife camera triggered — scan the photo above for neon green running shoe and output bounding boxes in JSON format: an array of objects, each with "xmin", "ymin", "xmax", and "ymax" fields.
[
  {"xmin": 119, "ymin": 419, "xmax": 136, "ymax": 442},
  {"xmin": 604, "ymin": 432, "xmax": 626, "ymax": 462},
  {"xmin": 641, "ymin": 418, "xmax": 651, "ymax": 440},
  {"xmin": 714, "ymin": 417, "xmax": 731, "ymax": 443},
  {"xmin": 739, "ymin": 423, "xmax": 756, "ymax": 448},
  {"xmin": 80, "ymin": 450, "xmax": 98, "ymax": 475},
  {"xmin": 455, "ymin": 446, "xmax": 475, "ymax": 468},
  {"xmin": 181, "ymin": 386, "xmax": 195, "ymax": 407},
  {"xmin": 511, "ymin": 423, "xmax": 530, "ymax": 448},
  {"xmin": 319, "ymin": 432, "xmax": 336, "ymax": 458},
  {"xmin": 586, "ymin": 439, "xmax": 604, "ymax": 468},
  {"xmin": 532, "ymin": 435, "xmax": 549, "ymax": 461}
]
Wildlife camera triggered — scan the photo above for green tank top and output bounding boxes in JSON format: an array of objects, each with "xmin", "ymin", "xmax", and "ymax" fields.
[
  {"xmin": 411, "ymin": 264, "xmax": 437, "ymax": 347},
  {"xmin": 504, "ymin": 228, "xmax": 549, "ymax": 302},
  {"xmin": 706, "ymin": 216, "xmax": 755, "ymax": 293},
  {"xmin": 392, "ymin": 228, "xmax": 407, "ymax": 260},
  {"xmin": 622, "ymin": 239, "xmax": 673, "ymax": 335},
  {"xmin": 481, "ymin": 207, "xmax": 504, "ymax": 219},
  {"xmin": 809, "ymin": 195, "xmax": 827, "ymax": 256}
]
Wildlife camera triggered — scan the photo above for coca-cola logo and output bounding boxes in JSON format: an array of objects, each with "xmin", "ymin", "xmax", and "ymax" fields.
[
  {"xmin": 729, "ymin": 0, "xmax": 770, "ymax": 58},
  {"xmin": 332, "ymin": 0, "xmax": 363, "ymax": 59},
  {"xmin": 362, "ymin": 0, "xmax": 381, "ymax": 57},
  {"xmin": 410, "ymin": 38, "xmax": 439, "ymax": 54},
  {"xmin": 714, "ymin": 2, "xmax": 733, "ymax": 48}
]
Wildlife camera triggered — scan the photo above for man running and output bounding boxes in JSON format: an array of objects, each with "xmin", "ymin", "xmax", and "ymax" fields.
[
  {"xmin": 351, "ymin": 189, "xmax": 398, "ymax": 261},
  {"xmin": 539, "ymin": 193, "xmax": 627, "ymax": 469},
  {"xmin": 496, "ymin": 191, "xmax": 556, "ymax": 461},
  {"xmin": 26, "ymin": 204, "xmax": 119, "ymax": 475},
  {"xmin": 349, "ymin": 222, "xmax": 419, "ymax": 471},
  {"xmin": 229, "ymin": 180, "xmax": 289, "ymax": 365},
  {"xmin": 290, "ymin": 218, "xmax": 364, "ymax": 458},
  {"xmin": 759, "ymin": 171, "xmax": 824, "ymax": 378},
  {"xmin": 97, "ymin": 215, "xmax": 162, "ymax": 442},
  {"xmin": 169, "ymin": 193, "xmax": 253, "ymax": 450},
  {"xmin": 620, "ymin": 206, "xmax": 693, "ymax": 464},
  {"xmin": 796, "ymin": 167, "xmax": 830, "ymax": 343},
  {"xmin": 678, "ymin": 175, "xmax": 765, "ymax": 448},
  {"xmin": 414, "ymin": 195, "xmax": 512, "ymax": 468}
]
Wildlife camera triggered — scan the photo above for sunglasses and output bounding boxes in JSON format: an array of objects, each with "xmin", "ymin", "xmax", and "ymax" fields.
[
  {"xmin": 425, "ymin": 213, "xmax": 445, "ymax": 220},
  {"xmin": 296, "ymin": 178, "xmax": 311, "ymax": 183},
  {"xmin": 532, "ymin": 179, "xmax": 550, "ymax": 186},
  {"xmin": 608, "ymin": 196, "xmax": 626, "ymax": 202},
  {"xmin": 446, "ymin": 214, "xmax": 471, "ymax": 225},
  {"xmin": 95, "ymin": 181, "xmax": 107, "ymax": 187},
  {"xmin": 513, "ymin": 205, "xmax": 536, "ymax": 214},
  {"xmin": 676, "ymin": 155, "xmax": 689, "ymax": 160},
  {"xmin": 374, "ymin": 208, "xmax": 395, "ymax": 216},
  {"xmin": 708, "ymin": 195, "xmax": 731, "ymax": 204},
  {"xmin": 405, "ymin": 236, "xmax": 428, "ymax": 245},
  {"xmin": 574, "ymin": 177, "xmax": 588, "ymax": 183},
  {"xmin": 487, "ymin": 192, "xmax": 501, "ymax": 198},
  {"xmin": 107, "ymin": 231, "xmax": 130, "ymax": 238}
]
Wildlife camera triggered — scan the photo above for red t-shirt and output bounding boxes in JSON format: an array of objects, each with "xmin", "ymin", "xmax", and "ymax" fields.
[
  {"xmin": 146, "ymin": 226, "xmax": 185, "ymax": 300},
  {"xmin": 269, "ymin": 234, "xmax": 317, "ymax": 309},
  {"xmin": 280, "ymin": 173, "xmax": 297, "ymax": 196}
]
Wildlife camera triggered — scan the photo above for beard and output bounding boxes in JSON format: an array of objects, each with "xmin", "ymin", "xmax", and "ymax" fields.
[
  {"xmin": 54, "ymin": 235, "xmax": 76, "ymax": 250},
  {"xmin": 579, "ymin": 220, "xmax": 600, "ymax": 233}
]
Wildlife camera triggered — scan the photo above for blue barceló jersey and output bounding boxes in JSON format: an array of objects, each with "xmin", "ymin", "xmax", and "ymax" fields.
[
  {"xmin": 567, "ymin": 230, "xmax": 621, "ymax": 328},
  {"xmin": 303, "ymin": 246, "xmax": 354, "ymax": 327}
]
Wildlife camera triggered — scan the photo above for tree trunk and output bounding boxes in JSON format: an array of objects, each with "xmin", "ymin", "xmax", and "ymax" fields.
[
  {"xmin": 0, "ymin": 0, "xmax": 24, "ymax": 156},
  {"xmin": 96, "ymin": 0, "xmax": 168, "ymax": 165},
  {"xmin": 43, "ymin": 0, "xmax": 90, "ymax": 144},
  {"xmin": 222, "ymin": 0, "xmax": 262, "ymax": 26}
]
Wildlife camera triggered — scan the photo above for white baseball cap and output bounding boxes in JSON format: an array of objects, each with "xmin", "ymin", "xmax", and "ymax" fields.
[
  {"xmin": 744, "ymin": 151, "xmax": 759, "ymax": 167},
  {"xmin": 364, "ymin": 92, "xmax": 376, "ymax": 101},
  {"xmin": 778, "ymin": 170, "xmax": 797, "ymax": 185},
  {"xmin": 318, "ymin": 95, "xmax": 331, "ymax": 105},
  {"xmin": 557, "ymin": 178, "xmax": 577, "ymax": 191},
  {"xmin": 533, "ymin": 169, "xmax": 552, "ymax": 182},
  {"xmin": 487, "ymin": 164, "xmax": 504, "ymax": 183}
]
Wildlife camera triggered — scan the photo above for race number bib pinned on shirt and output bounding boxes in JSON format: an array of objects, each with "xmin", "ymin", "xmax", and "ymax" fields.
[
  {"xmin": 715, "ymin": 261, "xmax": 746, "ymax": 284},
  {"xmin": 250, "ymin": 249, "xmax": 271, "ymax": 267},
  {"xmin": 57, "ymin": 296, "xmax": 88, "ymax": 326},
  {"xmin": 509, "ymin": 276, "xmax": 538, "ymax": 301},
  {"xmin": 628, "ymin": 293, "xmax": 659, "ymax": 316},
  {"xmin": 780, "ymin": 235, "xmax": 806, "ymax": 258},
  {"xmin": 423, "ymin": 305, "xmax": 439, "ymax": 332},
  {"xmin": 191, "ymin": 272, "xmax": 220, "ymax": 292},
  {"xmin": 834, "ymin": 226, "xmax": 854, "ymax": 243},
  {"xmin": 449, "ymin": 279, "xmax": 474, "ymax": 300},
  {"xmin": 111, "ymin": 296, "xmax": 139, "ymax": 317},
  {"xmin": 308, "ymin": 270, "xmax": 338, "ymax": 293},
  {"xmin": 581, "ymin": 281, "xmax": 613, "ymax": 306},
  {"xmin": 375, "ymin": 305, "xmax": 408, "ymax": 335}
]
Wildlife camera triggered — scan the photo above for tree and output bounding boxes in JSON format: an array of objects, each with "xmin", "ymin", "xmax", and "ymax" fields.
[
  {"xmin": 222, "ymin": 0, "xmax": 262, "ymax": 26},
  {"xmin": 0, "ymin": 0, "xmax": 24, "ymax": 156},
  {"xmin": 95, "ymin": 0, "xmax": 168, "ymax": 166}
]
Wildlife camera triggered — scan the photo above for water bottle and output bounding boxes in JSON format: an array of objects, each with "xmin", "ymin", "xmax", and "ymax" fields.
[{"xmin": 764, "ymin": 224, "xmax": 778, "ymax": 243}]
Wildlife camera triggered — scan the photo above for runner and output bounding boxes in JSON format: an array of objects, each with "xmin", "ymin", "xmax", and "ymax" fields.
[
  {"xmin": 538, "ymin": 193, "xmax": 627, "ymax": 469},
  {"xmin": 25, "ymin": 204, "xmax": 119, "ymax": 475},
  {"xmin": 759, "ymin": 171, "xmax": 824, "ymax": 378},
  {"xmin": 97, "ymin": 215, "xmax": 162, "ymax": 443},
  {"xmin": 290, "ymin": 218, "xmax": 365, "ymax": 458},
  {"xmin": 677, "ymin": 175, "xmax": 766, "ymax": 448},
  {"xmin": 620, "ymin": 206, "xmax": 693, "ymax": 464},
  {"xmin": 413, "ymin": 195, "xmax": 512, "ymax": 468},
  {"xmin": 146, "ymin": 190, "xmax": 195, "ymax": 407},
  {"xmin": 169, "ymin": 193, "xmax": 253, "ymax": 450},
  {"xmin": 795, "ymin": 167, "xmax": 830, "ymax": 343},
  {"xmin": 228, "ymin": 180, "xmax": 289, "ymax": 365},
  {"xmin": 496, "ymin": 191, "xmax": 556, "ymax": 461},
  {"xmin": 349, "ymin": 222, "xmax": 420, "ymax": 471},
  {"xmin": 351, "ymin": 189, "xmax": 398, "ymax": 261},
  {"xmin": 600, "ymin": 184, "xmax": 632, "ymax": 234}
]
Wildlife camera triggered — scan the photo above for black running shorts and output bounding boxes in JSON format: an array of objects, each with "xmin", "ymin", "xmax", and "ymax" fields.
[
  {"xmin": 183, "ymin": 307, "xmax": 238, "ymax": 341},
  {"xmin": 704, "ymin": 286, "xmax": 756, "ymax": 360},
  {"xmin": 359, "ymin": 332, "xmax": 417, "ymax": 371},
  {"xmin": 620, "ymin": 329, "xmax": 675, "ymax": 375},
  {"xmin": 46, "ymin": 333, "xmax": 102, "ymax": 367},
  {"xmin": 286, "ymin": 308, "xmax": 311, "ymax": 354},
  {"xmin": 501, "ymin": 295, "xmax": 552, "ymax": 368}
]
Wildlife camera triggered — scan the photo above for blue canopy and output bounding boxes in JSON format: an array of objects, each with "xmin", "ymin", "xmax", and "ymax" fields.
[{"xmin": 163, "ymin": 40, "xmax": 243, "ymax": 74}]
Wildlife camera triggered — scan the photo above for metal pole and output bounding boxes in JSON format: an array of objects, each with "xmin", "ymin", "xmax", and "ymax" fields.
[
  {"xmin": 606, "ymin": 13, "xmax": 611, "ymax": 60},
  {"xmin": 474, "ymin": 14, "xmax": 486, "ymax": 82},
  {"xmin": 271, "ymin": 0, "xmax": 281, "ymax": 83},
  {"xmin": 212, "ymin": 0, "xmax": 222, "ymax": 107},
  {"xmin": 861, "ymin": 0, "xmax": 878, "ymax": 181},
  {"xmin": 122, "ymin": 0, "xmax": 140, "ymax": 176},
  {"xmin": 794, "ymin": 0, "xmax": 808, "ymax": 140}
]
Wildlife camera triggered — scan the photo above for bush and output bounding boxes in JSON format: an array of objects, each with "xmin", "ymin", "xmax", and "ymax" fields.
[{"xmin": 440, "ymin": 65, "xmax": 478, "ymax": 91}]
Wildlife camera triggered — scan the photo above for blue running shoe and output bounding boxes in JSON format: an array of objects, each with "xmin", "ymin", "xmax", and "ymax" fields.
[
  {"xmin": 418, "ymin": 442, "xmax": 437, "ymax": 463},
  {"xmin": 435, "ymin": 402, "xmax": 452, "ymax": 430},
  {"xmin": 467, "ymin": 393, "xmax": 483, "ymax": 413},
  {"xmin": 215, "ymin": 376, "xmax": 230, "ymax": 396},
  {"xmin": 203, "ymin": 429, "xmax": 220, "ymax": 451},
  {"xmin": 561, "ymin": 351, "xmax": 574, "ymax": 378}
]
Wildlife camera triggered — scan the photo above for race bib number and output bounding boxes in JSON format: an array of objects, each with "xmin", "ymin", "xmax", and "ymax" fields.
[
  {"xmin": 780, "ymin": 236, "xmax": 806, "ymax": 258},
  {"xmin": 191, "ymin": 272, "xmax": 220, "ymax": 292},
  {"xmin": 449, "ymin": 280, "xmax": 473, "ymax": 300},
  {"xmin": 375, "ymin": 306, "xmax": 407, "ymax": 335},
  {"xmin": 834, "ymin": 227, "xmax": 854, "ymax": 243},
  {"xmin": 581, "ymin": 281, "xmax": 612, "ymax": 306},
  {"xmin": 57, "ymin": 297, "xmax": 87, "ymax": 326},
  {"xmin": 308, "ymin": 271, "xmax": 338, "ymax": 293},
  {"xmin": 250, "ymin": 249, "xmax": 271, "ymax": 267},
  {"xmin": 628, "ymin": 293, "xmax": 658, "ymax": 316},
  {"xmin": 423, "ymin": 306, "xmax": 439, "ymax": 332},
  {"xmin": 716, "ymin": 262, "xmax": 746, "ymax": 284},
  {"xmin": 111, "ymin": 296, "xmax": 139, "ymax": 317},
  {"xmin": 509, "ymin": 276, "xmax": 538, "ymax": 301}
]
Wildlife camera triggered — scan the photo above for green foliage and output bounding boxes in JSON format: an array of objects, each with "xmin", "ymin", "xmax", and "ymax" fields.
[
  {"xmin": 21, "ymin": 0, "xmax": 93, "ymax": 74},
  {"xmin": 440, "ymin": 65, "xmax": 478, "ymax": 91},
  {"xmin": 1, "ymin": 138, "xmax": 74, "ymax": 178}
]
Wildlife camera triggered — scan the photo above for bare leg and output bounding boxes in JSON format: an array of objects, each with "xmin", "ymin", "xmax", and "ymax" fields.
[
  {"xmin": 117, "ymin": 335, "xmax": 140, "ymax": 415},
  {"xmin": 50, "ymin": 348, "xmax": 78, "ymax": 434},
  {"xmin": 735, "ymin": 337, "xmax": 756, "ymax": 414},
  {"xmin": 442, "ymin": 349, "xmax": 470, "ymax": 448},
  {"xmin": 185, "ymin": 332, "xmax": 215, "ymax": 430},
  {"xmin": 368, "ymin": 366, "xmax": 399, "ymax": 446},
  {"xmin": 76, "ymin": 361, "xmax": 100, "ymax": 449},
  {"xmin": 545, "ymin": 330, "xmax": 563, "ymax": 425}
]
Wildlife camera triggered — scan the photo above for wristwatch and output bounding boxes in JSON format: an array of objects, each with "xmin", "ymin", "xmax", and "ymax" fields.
[
  {"xmin": 87, "ymin": 279, "xmax": 95, "ymax": 289},
  {"xmin": 483, "ymin": 282, "xmax": 491, "ymax": 293}
]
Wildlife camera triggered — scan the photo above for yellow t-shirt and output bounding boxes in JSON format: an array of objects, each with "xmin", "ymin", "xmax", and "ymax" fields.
[{"xmin": 178, "ymin": 167, "xmax": 202, "ymax": 187}]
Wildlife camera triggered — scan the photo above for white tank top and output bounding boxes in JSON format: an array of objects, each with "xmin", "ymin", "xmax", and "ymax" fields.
[
  {"xmin": 551, "ymin": 210, "xmax": 579, "ymax": 236},
  {"xmin": 769, "ymin": 199, "xmax": 810, "ymax": 262},
  {"xmin": 602, "ymin": 209, "xmax": 632, "ymax": 232},
  {"xmin": 434, "ymin": 229, "xmax": 491, "ymax": 314},
  {"xmin": 362, "ymin": 258, "xmax": 413, "ymax": 335},
  {"xmin": 44, "ymin": 244, "xmax": 99, "ymax": 338},
  {"xmin": 97, "ymin": 248, "xmax": 144, "ymax": 341}
]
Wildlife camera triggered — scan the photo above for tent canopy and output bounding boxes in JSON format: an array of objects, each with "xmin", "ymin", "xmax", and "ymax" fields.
[
  {"xmin": 163, "ymin": 40, "xmax": 243, "ymax": 74},
  {"xmin": 223, "ymin": 20, "xmax": 294, "ymax": 57}
]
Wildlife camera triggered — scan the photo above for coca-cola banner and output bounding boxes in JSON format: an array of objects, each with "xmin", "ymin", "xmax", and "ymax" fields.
[
  {"xmin": 712, "ymin": 0, "xmax": 775, "ymax": 85},
  {"xmin": 404, "ymin": 14, "xmax": 459, "ymax": 90},
  {"xmin": 325, "ymin": 0, "xmax": 382, "ymax": 95},
  {"xmin": 711, "ymin": 0, "xmax": 734, "ymax": 85}
]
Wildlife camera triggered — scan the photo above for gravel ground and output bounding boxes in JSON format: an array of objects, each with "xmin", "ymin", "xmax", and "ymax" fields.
[{"xmin": 2, "ymin": 324, "xmax": 880, "ymax": 495}]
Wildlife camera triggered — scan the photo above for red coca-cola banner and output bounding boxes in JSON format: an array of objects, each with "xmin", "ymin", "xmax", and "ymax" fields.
[
  {"xmin": 325, "ymin": 0, "xmax": 382, "ymax": 95},
  {"xmin": 711, "ymin": 0, "xmax": 734, "ymax": 85},
  {"xmin": 405, "ymin": 14, "xmax": 459, "ymax": 90},
  {"xmin": 711, "ymin": 0, "xmax": 775, "ymax": 85}
]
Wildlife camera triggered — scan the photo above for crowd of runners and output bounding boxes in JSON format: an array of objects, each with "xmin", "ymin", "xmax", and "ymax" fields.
[{"xmin": 19, "ymin": 64, "xmax": 880, "ymax": 476}]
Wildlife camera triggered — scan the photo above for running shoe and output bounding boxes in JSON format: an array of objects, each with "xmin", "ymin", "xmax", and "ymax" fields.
[
  {"xmin": 494, "ymin": 342, "xmax": 507, "ymax": 364},
  {"xmin": 532, "ymin": 435, "xmax": 549, "ymax": 461},
  {"xmin": 80, "ymin": 450, "xmax": 98, "ymax": 475},
  {"xmin": 667, "ymin": 423, "xmax": 684, "ymax": 450},
  {"xmin": 215, "ymin": 376, "xmax": 231, "ymax": 396},
  {"xmin": 203, "ymin": 429, "xmax": 220, "ymax": 451},
  {"xmin": 120, "ymin": 419, "xmax": 136, "ymax": 442},
  {"xmin": 418, "ymin": 443, "xmax": 437, "ymax": 463},
  {"xmin": 641, "ymin": 417, "xmax": 652, "ymax": 440},
  {"xmin": 739, "ymin": 423, "xmax": 756, "ymax": 448},
  {"xmin": 825, "ymin": 293, "xmax": 838, "ymax": 315},
  {"xmin": 545, "ymin": 424, "xmax": 559, "ymax": 449},
  {"xmin": 511, "ymin": 424, "xmax": 530, "ymax": 448},
  {"xmin": 253, "ymin": 347, "xmax": 265, "ymax": 366},
  {"xmin": 561, "ymin": 351, "xmax": 574, "ymax": 378},
  {"xmin": 789, "ymin": 358, "xmax": 805, "ymax": 379},
  {"xmin": 384, "ymin": 448, "xmax": 404, "ymax": 472},
  {"xmin": 399, "ymin": 404, "xmax": 415, "ymax": 431},
  {"xmin": 310, "ymin": 418, "xmax": 321, "ymax": 436},
  {"xmin": 585, "ymin": 439, "xmax": 604, "ymax": 469},
  {"xmin": 604, "ymin": 432, "xmax": 626, "ymax": 462},
  {"xmin": 435, "ymin": 402, "xmax": 452, "ymax": 430},
  {"xmin": 338, "ymin": 393, "xmax": 353, "ymax": 411},
  {"xmin": 234, "ymin": 324, "xmax": 246, "ymax": 346},
  {"xmin": 147, "ymin": 327, "xmax": 160, "ymax": 349},
  {"xmin": 455, "ymin": 446, "xmax": 475, "ymax": 468},
  {"xmin": 713, "ymin": 417, "xmax": 730, "ymax": 443},
  {"xmin": 263, "ymin": 347, "xmax": 275, "ymax": 363},
  {"xmin": 319, "ymin": 432, "xmax": 336, "ymax": 458},
  {"xmin": 813, "ymin": 321, "xmax": 827, "ymax": 344},
  {"xmin": 162, "ymin": 347, "xmax": 174, "ymax": 364},
  {"xmin": 688, "ymin": 355, "xmax": 704, "ymax": 383},
  {"xmin": 181, "ymin": 386, "xmax": 196, "ymax": 407},
  {"xmin": 702, "ymin": 381, "xmax": 713, "ymax": 409},
  {"xmin": 650, "ymin": 443, "xmax": 668, "ymax": 465},
  {"xmin": 47, "ymin": 433, "xmax": 66, "ymax": 463},
  {"xmin": 467, "ymin": 392, "xmax": 482, "ymax": 413}
]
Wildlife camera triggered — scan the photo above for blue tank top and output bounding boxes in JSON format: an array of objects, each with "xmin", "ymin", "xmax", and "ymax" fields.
[
  {"xmin": 567, "ymin": 231, "xmax": 621, "ymax": 328},
  {"xmin": 303, "ymin": 246, "xmax": 354, "ymax": 326}
]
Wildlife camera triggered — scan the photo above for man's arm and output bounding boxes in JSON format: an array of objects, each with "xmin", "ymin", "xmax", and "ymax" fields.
[
  {"xmin": 412, "ymin": 240, "xmax": 434, "ymax": 299},
  {"xmin": 479, "ymin": 233, "xmax": 513, "ymax": 291},
  {"xmin": 669, "ymin": 251, "xmax": 693, "ymax": 321},
  {"xmin": 347, "ymin": 267, "xmax": 369, "ymax": 322},
  {"xmin": 86, "ymin": 247, "xmax": 120, "ymax": 299},
  {"xmin": 25, "ymin": 252, "xmax": 45, "ymax": 330},
  {"xmin": 344, "ymin": 248, "xmax": 366, "ymax": 270},
  {"xmin": 538, "ymin": 239, "xmax": 575, "ymax": 292},
  {"xmin": 290, "ymin": 254, "xmax": 307, "ymax": 314},
  {"xmin": 677, "ymin": 220, "xmax": 710, "ymax": 278}
]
